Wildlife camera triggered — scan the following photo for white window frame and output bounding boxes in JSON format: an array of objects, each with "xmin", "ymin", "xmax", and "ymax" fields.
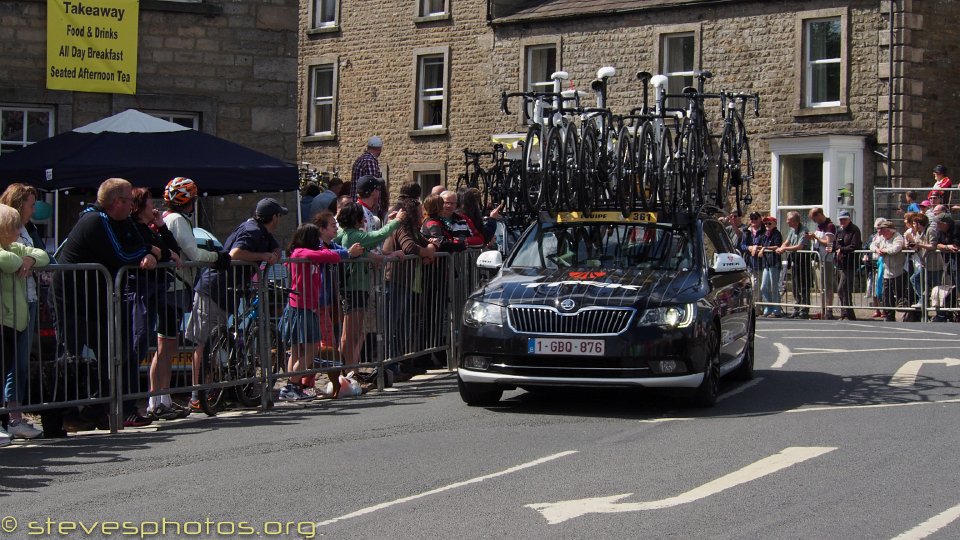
[
  {"xmin": 419, "ymin": 0, "xmax": 447, "ymax": 17},
  {"xmin": 308, "ymin": 63, "xmax": 337, "ymax": 136},
  {"xmin": 804, "ymin": 17, "xmax": 842, "ymax": 108},
  {"xmin": 0, "ymin": 104, "xmax": 55, "ymax": 154},
  {"xmin": 661, "ymin": 32, "xmax": 695, "ymax": 109},
  {"xmin": 148, "ymin": 110, "xmax": 200, "ymax": 130},
  {"xmin": 525, "ymin": 44, "xmax": 556, "ymax": 93},
  {"xmin": 414, "ymin": 170, "xmax": 443, "ymax": 195},
  {"xmin": 311, "ymin": 0, "xmax": 339, "ymax": 29},
  {"xmin": 519, "ymin": 37, "xmax": 561, "ymax": 125},
  {"xmin": 769, "ymin": 135, "xmax": 865, "ymax": 228},
  {"xmin": 412, "ymin": 49, "xmax": 448, "ymax": 132}
]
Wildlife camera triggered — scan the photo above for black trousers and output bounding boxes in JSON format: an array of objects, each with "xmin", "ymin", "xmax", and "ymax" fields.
[{"xmin": 882, "ymin": 274, "xmax": 910, "ymax": 320}]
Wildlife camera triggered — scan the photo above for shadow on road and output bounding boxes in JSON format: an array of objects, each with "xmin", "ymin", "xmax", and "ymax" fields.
[{"xmin": 480, "ymin": 368, "xmax": 960, "ymax": 421}]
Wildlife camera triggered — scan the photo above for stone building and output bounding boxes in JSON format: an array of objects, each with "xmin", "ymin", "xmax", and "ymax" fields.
[
  {"xmin": 1, "ymin": 0, "xmax": 300, "ymax": 243},
  {"xmin": 298, "ymin": 0, "xmax": 960, "ymax": 228}
]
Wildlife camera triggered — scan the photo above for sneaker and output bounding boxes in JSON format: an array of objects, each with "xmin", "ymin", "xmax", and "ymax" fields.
[
  {"xmin": 190, "ymin": 399, "xmax": 203, "ymax": 413},
  {"xmin": 123, "ymin": 414, "xmax": 153, "ymax": 428},
  {"xmin": 278, "ymin": 384, "xmax": 300, "ymax": 402},
  {"xmin": 910, "ymin": 302, "xmax": 923, "ymax": 309},
  {"xmin": 148, "ymin": 404, "xmax": 180, "ymax": 421},
  {"xmin": 170, "ymin": 402, "xmax": 192, "ymax": 419},
  {"xmin": 296, "ymin": 387, "xmax": 315, "ymax": 401},
  {"xmin": 0, "ymin": 428, "xmax": 9, "ymax": 447},
  {"xmin": 7, "ymin": 421, "xmax": 43, "ymax": 439}
]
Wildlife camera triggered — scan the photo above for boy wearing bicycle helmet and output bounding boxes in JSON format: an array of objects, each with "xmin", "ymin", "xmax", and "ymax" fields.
[{"xmin": 162, "ymin": 177, "xmax": 230, "ymax": 412}]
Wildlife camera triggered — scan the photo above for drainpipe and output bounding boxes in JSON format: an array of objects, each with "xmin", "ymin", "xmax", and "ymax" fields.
[{"xmin": 887, "ymin": 0, "xmax": 895, "ymax": 187}]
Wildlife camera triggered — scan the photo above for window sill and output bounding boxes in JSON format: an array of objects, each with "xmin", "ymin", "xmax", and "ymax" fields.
[
  {"xmin": 301, "ymin": 133, "xmax": 337, "ymax": 143},
  {"xmin": 306, "ymin": 25, "xmax": 341, "ymax": 36},
  {"xmin": 414, "ymin": 13, "xmax": 450, "ymax": 23},
  {"xmin": 793, "ymin": 105, "xmax": 849, "ymax": 117},
  {"xmin": 409, "ymin": 127, "xmax": 448, "ymax": 137}
]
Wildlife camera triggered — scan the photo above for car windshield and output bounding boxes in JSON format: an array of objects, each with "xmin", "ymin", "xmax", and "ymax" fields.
[{"xmin": 508, "ymin": 222, "xmax": 694, "ymax": 271}]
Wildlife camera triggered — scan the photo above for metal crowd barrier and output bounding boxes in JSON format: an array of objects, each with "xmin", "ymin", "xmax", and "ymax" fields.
[
  {"xmin": 0, "ymin": 264, "xmax": 119, "ymax": 430},
  {"xmin": 755, "ymin": 247, "xmax": 960, "ymax": 322},
  {"xmin": 0, "ymin": 249, "xmax": 488, "ymax": 435}
]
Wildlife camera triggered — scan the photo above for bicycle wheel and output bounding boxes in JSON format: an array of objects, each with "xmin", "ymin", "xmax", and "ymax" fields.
[
  {"xmin": 659, "ymin": 126, "xmax": 678, "ymax": 216},
  {"xmin": 486, "ymin": 166, "xmax": 505, "ymax": 213},
  {"xmin": 233, "ymin": 323, "xmax": 267, "ymax": 407},
  {"xmin": 736, "ymin": 115, "xmax": 754, "ymax": 212},
  {"xmin": 714, "ymin": 125, "xmax": 735, "ymax": 211},
  {"xmin": 635, "ymin": 121, "xmax": 659, "ymax": 212},
  {"xmin": 676, "ymin": 119, "xmax": 696, "ymax": 211},
  {"xmin": 455, "ymin": 173, "xmax": 468, "ymax": 193},
  {"xmin": 507, "ymin": 160, "xmax": 526, "ymax": 221},
  {"xmin": 577, "ymin": 124, "xmax": 599, "ymax": 216},
  {"xmin": 201, "ymin": 326, "xmax": 232, "ymax": 416},
  {"xmin": 479, "ymin": 168, "xmax": 493, "ymax": 212},
  {"xmin": 562, "ymin": 123, "xmax": 579, "ymax": 212},
  {"xmin": 615, "ymin": 125, "xmax": 637, "ymax": 217},
  {"xmin": 520, "ymin": 124, "xmax": 544, "ymax": 212},
  {"xmin": 541, "ymin": 127, "xmax": 563, "ymax": 215}
]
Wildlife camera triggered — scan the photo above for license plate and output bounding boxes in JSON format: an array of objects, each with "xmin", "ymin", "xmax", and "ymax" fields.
[{"xmin": 528, "ymin": 338, "xmax": 605, "ymax": 356}]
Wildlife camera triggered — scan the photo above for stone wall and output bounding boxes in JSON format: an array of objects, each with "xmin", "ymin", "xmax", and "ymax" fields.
[
  {"xmin": 907, "ymin": 0, "xmax": 960, "ymax": 186},
  {"xmin": 298, "ymin": 0, "xmax": 913, "ymax": 216},
  {"xmin": 298, "ymin": 0, "xmax": 498, "ymax": 189},
  {"xmin": 1, "ymin": 0, "xmax": 300, "ymax": 242}
]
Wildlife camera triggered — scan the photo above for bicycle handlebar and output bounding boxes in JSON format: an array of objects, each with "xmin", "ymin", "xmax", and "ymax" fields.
[{"xmin": 501, "ymin": 90, "xmax": 582, "ymax": 118}]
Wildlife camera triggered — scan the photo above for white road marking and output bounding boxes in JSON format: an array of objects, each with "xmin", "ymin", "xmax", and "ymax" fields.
[
  {"xmin": 315, "ymin": 450, "xmax": 578, "ymax": 527},
  {"xmin": 717, "ymin": 377, "xmax": 764, "ymax": 401},
  {"xmin": 888, "ymin": 358, "xmax": 960, "ymax": 387},
  {"xmin": 771, "ymin": 344, "xmax": 960, "ymax": 370},
  {"xmin": 772, "ymin": 342, "xmax": 792, "ymax": 368},
  {"xmin": 763, "ymin": 327, "xmax": 959, "ymax": 337},
  {"xmin": 638, "ymin": 397, "xmax": 960, "ymax": 424},
  {"xmin": 787, "ymin": 398, "xmax": 960, "ymax": 413},
  {"xmin": 890, "ymin": 501, "xmax": 960, "ymax": 540},
  {"xmin": 526, "ymin": 446, "xmax": 836, "ymax": 524}
]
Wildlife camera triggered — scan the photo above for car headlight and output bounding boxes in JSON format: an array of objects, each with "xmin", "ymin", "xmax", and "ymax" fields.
[
  {"xmin": 464, "ymin": 300, "xmax": 505, "ymax": 327},
  {"xmin": 638, "ymin": 303, "xmax": 695, "ymax": 328}
]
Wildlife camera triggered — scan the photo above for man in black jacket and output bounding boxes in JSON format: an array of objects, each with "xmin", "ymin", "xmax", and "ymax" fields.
[
  {"xmin": 53, "ymin": 178, "xmax": 161, "ymax": 432},
  {"xmin": 835, "ymin": 210, "xmax": 862, "ymax": 320}
]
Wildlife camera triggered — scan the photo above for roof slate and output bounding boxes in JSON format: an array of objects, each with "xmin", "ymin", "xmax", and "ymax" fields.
[{"xmin": 492, "ymin": 0, "xmax": 739, "ymax": 23}]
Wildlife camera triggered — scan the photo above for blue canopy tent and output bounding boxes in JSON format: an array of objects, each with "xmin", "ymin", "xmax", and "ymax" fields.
[
  {"xmin": 0, "ymin": 109, "xmax": 298, "ymax": 244},
  {"xmin": 0, "ymin": 109, "xmax": 297, "ymax": 192}
]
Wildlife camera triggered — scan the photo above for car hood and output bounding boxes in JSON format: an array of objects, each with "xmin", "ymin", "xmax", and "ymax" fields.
[{"xmin": 475, "ymin": 266, "xmax": 703, "ymax": 309}]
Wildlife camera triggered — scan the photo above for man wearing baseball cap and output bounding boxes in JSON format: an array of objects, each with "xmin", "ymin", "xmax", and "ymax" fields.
[
  {"xmin": 187, "ymin": 198, "xmax": 286, "ymax": 411},
  {"xmin": 928, "ymin": 164, "xmax": 952, "ymax": 205},
  {"xmin": 835, "ymin": 210, "xmax": 862, "ymax": 320}
]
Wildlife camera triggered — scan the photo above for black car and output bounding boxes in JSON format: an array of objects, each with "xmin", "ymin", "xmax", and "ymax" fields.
[{"xmin": 457, "ymin": 211, "xmax": 755, "ymax": 407}]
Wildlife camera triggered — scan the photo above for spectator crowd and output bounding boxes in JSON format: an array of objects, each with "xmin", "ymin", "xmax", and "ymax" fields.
[
  {"xmin": 724, "ymin": 164, "xmax": 960, "ymax": 324},
  {"xmin": 0, "ymin": 135, "xmax": 500, "ymax": 445}
]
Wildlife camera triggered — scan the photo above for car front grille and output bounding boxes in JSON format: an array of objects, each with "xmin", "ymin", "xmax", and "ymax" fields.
[{"xmin": 507, "ymin": 306, "xmax": 635, "ymax": 336}]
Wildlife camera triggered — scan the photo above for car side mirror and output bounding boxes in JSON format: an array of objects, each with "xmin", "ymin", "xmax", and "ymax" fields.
[
  {"xmin": 477, "ymin": 250, "xmax": 503, "ymax": 270},
  {"xmin": 710, "ymin": 252, "xmax": 747, "ymax": 274}
]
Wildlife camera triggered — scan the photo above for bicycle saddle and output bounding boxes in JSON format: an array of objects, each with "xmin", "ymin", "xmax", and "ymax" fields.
[
  {"xmin": 596, "ymin": 66, "xmax": 616, "ymax": 79},
  {"xmin": 550, "ymin": 70, "xmax": 569, "ymax": 81},
  {"xmin": 636, "ymin": 70, "xmax": 653, "ymax": 82},
  {"xmin": 650, "ymin": 74, "xmax": 668, "ymax": 88}
]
